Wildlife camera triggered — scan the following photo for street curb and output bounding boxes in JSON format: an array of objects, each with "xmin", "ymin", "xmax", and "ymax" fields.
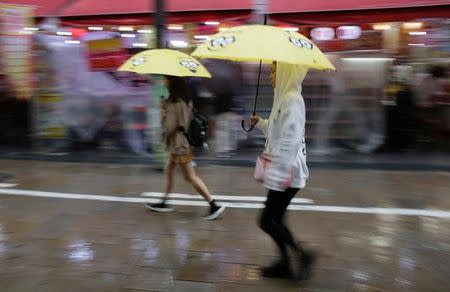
[{"xmin": 1, "ymin": 152, "xmax": 450, "ymax": 171}]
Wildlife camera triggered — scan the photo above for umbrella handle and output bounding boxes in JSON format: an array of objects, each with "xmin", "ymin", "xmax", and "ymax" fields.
[{"xmin": 241, "ymin": 119, "xmax": 255, "ymax": 132}]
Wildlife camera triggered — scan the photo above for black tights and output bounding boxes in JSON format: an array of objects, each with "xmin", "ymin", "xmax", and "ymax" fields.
[{"xmin": 259, "ymin": 188, "xmax": 301, "ymax": 261}]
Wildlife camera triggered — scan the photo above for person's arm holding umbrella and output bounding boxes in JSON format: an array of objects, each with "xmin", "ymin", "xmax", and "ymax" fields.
[{"xmin": 250, "ymin": 115, "xmax": 268, "ymax": 136}]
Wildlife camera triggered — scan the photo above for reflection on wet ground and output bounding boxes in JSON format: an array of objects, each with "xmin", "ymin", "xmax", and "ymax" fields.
[{"xmin": 0, "ymin": 160, "xmax": 449, "ymax": 291}]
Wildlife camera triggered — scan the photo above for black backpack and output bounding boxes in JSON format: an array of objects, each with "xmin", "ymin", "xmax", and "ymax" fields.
[{"xmin": 184, "ymin": 111, "xmax": 208, "ymax": 147}]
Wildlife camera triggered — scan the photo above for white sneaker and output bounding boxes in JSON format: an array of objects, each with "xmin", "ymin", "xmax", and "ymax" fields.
[
  {"xmin": 202, "ymin": 205, "xmax": 226, "ymax": 220},
  {"xmin": 144, "ymin": 202, "xmax": 173, "ymax": 212}
]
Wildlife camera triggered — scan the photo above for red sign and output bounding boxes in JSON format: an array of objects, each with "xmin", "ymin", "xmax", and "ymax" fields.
[{"xmin": 86, "ymin": 38, "xmax": 128, "ymax": 71}]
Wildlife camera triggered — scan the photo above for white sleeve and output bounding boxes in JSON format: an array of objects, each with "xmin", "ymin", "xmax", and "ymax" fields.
[
  {"xmin": 255, "ymin": 118, "xmax": 269, "ymax": 136},
  {"xmin": 264, "ymin": 100, "xmax": 303, "ymax": 191}
]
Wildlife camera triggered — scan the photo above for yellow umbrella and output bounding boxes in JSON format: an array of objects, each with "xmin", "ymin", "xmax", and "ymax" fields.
[
  {"xmin": 118, "ymin": 49, "xmax": 211, "ymax": 78},
  {"xmin": 192, "ymin": 24, "xmax": 335, "ymax": 131},
  {"xmin": 192, "ymin": 25, "xmax": 335, "ymax": 71}
]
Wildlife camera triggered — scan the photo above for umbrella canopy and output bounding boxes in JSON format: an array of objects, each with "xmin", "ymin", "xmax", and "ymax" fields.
[
  {"xmin": 192, "ymin": 25, "xmax": 335, "ymax": 71},
  {"xmin": 118, "ymin": 49, "xmax": 212, "ymax": 78}
]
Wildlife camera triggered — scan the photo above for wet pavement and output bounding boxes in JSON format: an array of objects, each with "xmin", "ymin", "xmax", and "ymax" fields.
[
  {"xmin": 0, "ymin": 159, "xmax": 449, "ymax": 291},
  {"xmin": 1, "ymin": 148, "xmax": 450, "ymax": 171}
]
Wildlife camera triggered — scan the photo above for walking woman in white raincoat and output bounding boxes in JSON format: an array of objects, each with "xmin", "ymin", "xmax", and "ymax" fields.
[{"xmin": 250, "ymin": 62, "xmax": 315, "ymax": 280}]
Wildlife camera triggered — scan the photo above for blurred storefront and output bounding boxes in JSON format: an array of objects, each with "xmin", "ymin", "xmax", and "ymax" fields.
[
  {"xmin": 0, "ymin": 0, "xmax": 448, "ymax": 153},
  {"xmin": 267, "ymin": 0, "xmax": 450, "ymax": 152}
]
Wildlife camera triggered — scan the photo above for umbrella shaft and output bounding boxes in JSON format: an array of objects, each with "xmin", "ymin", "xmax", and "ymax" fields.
[
  {"xmin": 252, "ymin": 14, "xmax": 266, "ymax": 116},
  {"xmin": 253, "ymin": 60, "xmax": 263, "ymax": 115}
]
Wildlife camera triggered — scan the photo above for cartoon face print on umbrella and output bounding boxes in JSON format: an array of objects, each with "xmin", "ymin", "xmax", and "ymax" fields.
[
  {"xmin": 179, "ymin": 59, "xmax": 200, "ymax": 73},
  {"xmin": 289, "ymin": 36, "xmax": 314, "ymax": 50},
  {"xmin": 132, "ymin": 56, "xmax": 146, "ymax": 68},
  {"xmin": 207, "ymin": 36, "xmax": 236, "ymax": 51}
]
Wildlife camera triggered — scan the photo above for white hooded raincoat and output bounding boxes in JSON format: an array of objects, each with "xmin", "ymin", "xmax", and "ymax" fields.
[{"xmin": 256, "ymin": 62, "xmax": 309, "ymax": 191}]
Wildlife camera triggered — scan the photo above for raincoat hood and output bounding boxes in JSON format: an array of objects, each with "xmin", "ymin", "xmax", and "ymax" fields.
[{"xmin": 273, "ymin": 62, "xmax": 308, "ymax": 112}]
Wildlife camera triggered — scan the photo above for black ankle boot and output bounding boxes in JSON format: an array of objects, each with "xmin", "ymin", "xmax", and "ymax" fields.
[
  {"xmin": 261, "ymin": 259, "xmax": 292, "ymax": 279},
  {"xmin": 299, "ymin": 249, "xmax": 317, "ymax": 280}
]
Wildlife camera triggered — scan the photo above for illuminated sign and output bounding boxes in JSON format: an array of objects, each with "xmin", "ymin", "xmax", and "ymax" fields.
[
  {"xmin": 310, "ymin": 27, "xmax": 335, "ymax": 41},
  {"xmin": 336, "ymin": 26, "xmax": 362, "ymax": 40}
]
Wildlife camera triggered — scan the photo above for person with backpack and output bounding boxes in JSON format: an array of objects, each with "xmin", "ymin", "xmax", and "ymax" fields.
[{"xmin": 145, "ymin": 76, "xmax": 225, "ymax": 220}]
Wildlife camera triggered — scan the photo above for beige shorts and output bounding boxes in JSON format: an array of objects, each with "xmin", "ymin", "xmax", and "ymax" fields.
[{"xmin": 169, "ymin": 153, "xmax": 194, "ymax": 164}]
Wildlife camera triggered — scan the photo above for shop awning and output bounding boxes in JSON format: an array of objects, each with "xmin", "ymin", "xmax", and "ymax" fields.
[
  {"xmin": 272, "ymin": 6, "xmax": 450, "ymax": 25},
  {"xmin": 57, "ymin": 0, "xmax": 252, "ymax": 26},
  {"xmin": 58, "ymin": 0, "xmax": 252, "ymax": 17},
  {"xmin": 0, "ymin": 0, "xmax": 71, "ymax": 17},
  {"xmin": 60, "ymin": 12, "xmax": 251, "ymax": 27},
  {"xmin": 9, "ymin": 0, "xmax": 448, "ymax": 25},
  {"xmin": 271, "ymin": 0, "xmax": 450, "ymax": 14},
  {"xmin": 59, "ymin": 0, "xmax": 449, "ymax": 16},
  {"xmin": 271, "ymin": 0, "xmax": 450, "ymax": 24}
]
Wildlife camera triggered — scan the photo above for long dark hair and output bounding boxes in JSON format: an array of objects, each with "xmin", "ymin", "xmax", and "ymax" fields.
[{"xmin": 166, "ymin": 76, "xmax": 191, "ymax": 103}]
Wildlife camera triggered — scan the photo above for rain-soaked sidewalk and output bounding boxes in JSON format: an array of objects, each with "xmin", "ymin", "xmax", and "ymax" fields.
[
  {"xmin": 0, "ymin": 160, "xmax": 449, "ymax": 291},
  {"xmin": 1, "ymin": 148, "xmax": 450, "ymax": 171}
]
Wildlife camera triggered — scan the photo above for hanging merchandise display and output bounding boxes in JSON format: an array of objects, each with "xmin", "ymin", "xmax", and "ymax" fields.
[
  {"xmin": 34, "ymin": 39, "xmax": 67, "ymax": 149},
  {"xmin": 0, "ymin": 4, "xmax": 34, "ymax": 100}
]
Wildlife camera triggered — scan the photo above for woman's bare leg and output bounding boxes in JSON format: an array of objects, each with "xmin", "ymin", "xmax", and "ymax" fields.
[
  {"xmin": 180, "ymin": 162, "xmax": 213, "ymax": 202},
  {"xmin": 162, "ymin": 160, "xmax": 177, "ymax": 201}
]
